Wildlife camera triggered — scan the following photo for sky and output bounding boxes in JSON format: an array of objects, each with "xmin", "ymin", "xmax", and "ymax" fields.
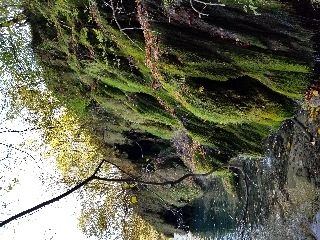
[
  {"xmin": 0, "ymin": 98, "xmax": 97, "ymax": 240},
  {"xmin": 0, "ymin": 18, "xmax": 98, "ymax": 239}
]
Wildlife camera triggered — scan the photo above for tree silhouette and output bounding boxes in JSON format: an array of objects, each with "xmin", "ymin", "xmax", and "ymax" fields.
[{"xmin": 0, "ymin": 157, "xmax": 231, "ymax": 227}]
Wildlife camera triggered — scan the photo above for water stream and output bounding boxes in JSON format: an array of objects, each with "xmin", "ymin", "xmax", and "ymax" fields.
[{"xmin": 176, "ymin": 106, "xmax": 320, "ymax": 239}]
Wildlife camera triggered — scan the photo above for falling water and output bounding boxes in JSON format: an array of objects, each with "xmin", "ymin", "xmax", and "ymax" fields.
[{"xmin": 181, "ymin": 104, "xmax": 320, "ymax": 239}]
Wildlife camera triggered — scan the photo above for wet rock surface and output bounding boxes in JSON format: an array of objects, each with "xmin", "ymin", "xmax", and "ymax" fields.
[
  {"xmin": 187, "ymin": 107, "xmax": 320, "ymax": 239},
  {"xmin": 260, "ymin": 107, "xmax": 320, "ymax": 239}
]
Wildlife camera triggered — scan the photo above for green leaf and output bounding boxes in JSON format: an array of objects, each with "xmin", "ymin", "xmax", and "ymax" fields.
[
  {"xmin": 249, "ymin": 5, "xmax": 257, "ymax": 10},
  {"xmin": 243, "ymin": 5, "xmax": 248, "ymax": 12},
  {"xmin": 131, "ymin": 196, "xmax": 138, "ymax": 204}
]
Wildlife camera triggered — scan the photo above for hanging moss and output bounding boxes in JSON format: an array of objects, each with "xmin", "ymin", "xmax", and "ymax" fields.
[{"xmin": 24, "ymin": 0, "xmax": 312, "ymax": 174}]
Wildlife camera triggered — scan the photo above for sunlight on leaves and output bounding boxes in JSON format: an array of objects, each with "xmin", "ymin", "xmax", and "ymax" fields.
[
  {"xmin": 131, "ymin": 196, "xmax": 138, "ymax": 204},
  {"xmin": 44, "ymin": 110, "xmax": 111, "ymax": 183}
]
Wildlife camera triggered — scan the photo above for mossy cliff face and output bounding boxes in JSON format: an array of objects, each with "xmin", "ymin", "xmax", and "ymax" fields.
[
  {"xmin": 25, "ymin": 0, "xmax": 314, "ymax": 160},
  {"xmin": 23, "ymin": 0, "xmax": 315, "ymax": 236}
]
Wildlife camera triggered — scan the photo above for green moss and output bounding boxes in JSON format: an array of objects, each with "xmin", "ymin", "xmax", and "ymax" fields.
[
  {"xmin": 221, "ymin": 0, "xmax": 283, "ymax": 12},
  {"xmin": 231, "ymin": 53, "xmax": 312, "ymax": 97},
  {"xmin": 24, "ymin": 1, "xmax": 316, "ymax": 237},
  {"xmin": 216, "ymin": 170, "xmax": 237, "ymax": 196},
  {"xmin": 28, "ymin": 0, "xmax": 313, "ymax": 162},
  {"xmin": 160, "ymin": 52, "xmax": 239, "ymax": 81},
  {"xmin": 153, "ymin": 182, "xmax": 203, "ymax": 207},
  {"xmin": 135, "ymin": 122, "xmax": 177, "ymax": 139},
  {"xmin": 132, "ymin": 94, "xmax": 177, "ymax": 124}
]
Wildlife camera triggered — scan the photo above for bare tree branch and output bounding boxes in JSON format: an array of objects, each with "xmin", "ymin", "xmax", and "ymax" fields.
[
  {"xmin": 0, "ymin": 143, "xmax": 249, "ymax": 229},
  {"xmin": 93, "ymin": 167, "xmax": 218, "ymax": 186},
  {"xmin": 102, "ymin": 0, "xmax": 143, "ymax": 51},
  {"xmin": 0, "ymin": 174, "xmax": 94, "ymax": 227},
  {"xmin": 120, "ymin": 27, "xmax": 142, "ymax": 31},
  {"xmin": 0, "ymin": 158, "xmax": 109, "ymax": 227},
  {"xmin": 0, "ymin": 142, "xmax": 38, "ymax": 164},
  {"xmin": 190, "ymin": 0, "xmax": 225, "ymax": 17},
  {"xmin": 0, "ymin": 126, "xmax": 40, "ymax": 134},
  {"xmin": 0, "ymin": 158, "xmax": 226, "ymax": 227},
  {"xmin": 193, "ymin": 0, "xmax": 225, "ymax": 6},
  {"xmin": 92, "ymin": 159, "xmax": 106, "ymax": 176}
]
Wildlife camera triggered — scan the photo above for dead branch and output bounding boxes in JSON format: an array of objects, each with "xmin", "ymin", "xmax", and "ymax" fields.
[
  {"xmin": 0, "ymin": 174, "xmax": 94, "ymax": 227},
  {"xmin": 102, "ymin": 0, "xmax": 143, "ymax": 51},
  {"xmin": 190, "ymin": 0, "xmax": 225, "ymax": 17}
]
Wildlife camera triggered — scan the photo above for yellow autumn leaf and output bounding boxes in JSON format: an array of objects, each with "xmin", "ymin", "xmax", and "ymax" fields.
[
  {"xmin": 199, "ymin": 86, "xmax": 204, "ymax": 92},
  {"xmin": 287, "ymin": 142, "xmax": 290, "ymax": 148},
  {"xmin": 129, "ymin": 183, "xmax": 137, "ymax": 188},
  {"xmin": 131, "ymin": 196, "xmax": 138, "ymax": 204},
  {"xmin": 123, "ymin": 182, "xmax": 129, "ymax": 188},
  {"xmin": 318, "ymin": 128, "xmax": 320, "ymax": 135},
  {"xmin": 313, "ymin": 90, "xmax": 319, "ymax": 96}
]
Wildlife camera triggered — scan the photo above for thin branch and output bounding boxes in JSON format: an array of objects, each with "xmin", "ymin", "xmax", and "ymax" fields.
[
  {"xmin": 193, "ymin": 0, "xmax": 225, "ymax": 6},
  {"xmin": 0, "ymin": 126, "xmax": 40, "ymax": 134},
  {"xmin": 0, "ymin": 158, "xmax": 217, "ymax": 226},
  {"xmin": 190, "ymin": 0, "xmax": 225, "ymax": 18},
  {"xmin": 120, "ymin": 27, "xmax": 142, "ymax": 31},
  {"xmin": 92, "ymin": 159, "xmax": 106, "ymax": 176},
  {"xmin": 94, "ymin": 167, "xmax": 218, "ymax": 187},
  {"xmin": 59, "ymin": 21, "xmax": 72, "ymax": 30},
  {"xmin": 0, "ymin": 175, "xmax": 94, "ymax": 227},
  {"xmin": 0, "ymin": 142, "xmax": 38, "ymax": 164},
  {"xmin": 135, "ymin": 142, "xmax": 143, "ymax": 158},
  {"xmin": 190, "ymin": 0, "xmax": 208, "ymax": 17},
  {"xmin": 0, "ymin": 159, "xmax": 109, "ymax": 227},
  {"xmin": 103, "ymin": 0, "xmax": 143, "ymax": 51}
]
